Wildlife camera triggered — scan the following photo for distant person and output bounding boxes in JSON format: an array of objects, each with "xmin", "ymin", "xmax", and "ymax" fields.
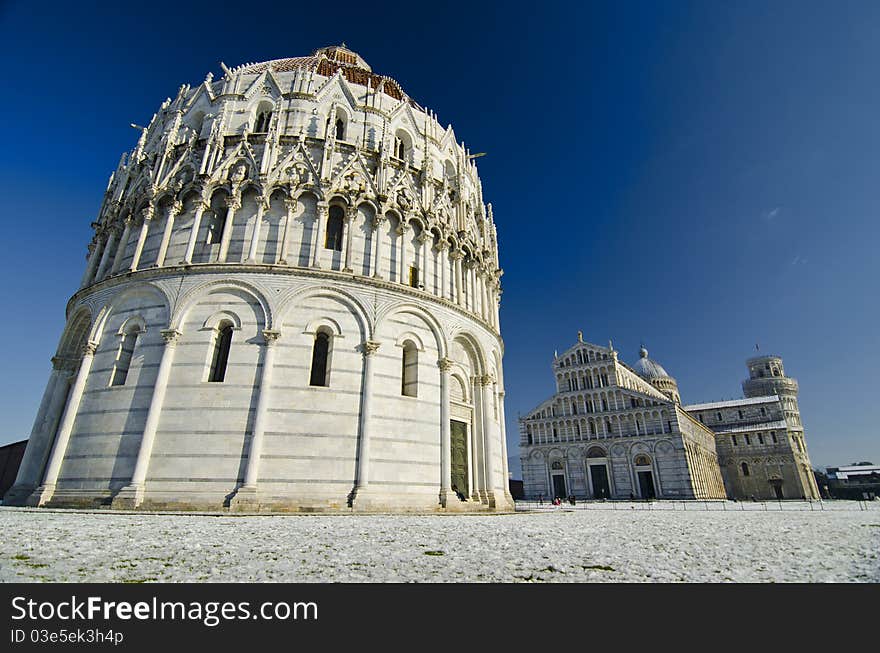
[{"xmin": 452, "ymin": 484, "xmax": 467, "ymax": 502}]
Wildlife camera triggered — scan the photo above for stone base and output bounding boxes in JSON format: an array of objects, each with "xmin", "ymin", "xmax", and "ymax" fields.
[
  {"xmin": 2, "ymin": 484, "xmax": 35, "ymax": 507},
  {"xmin": 440, "ymin": 489, "xmax": 475, "ymax": 512},
  {"xmin": 110, "ymin": 484, "xmax": 145, "ymax": 509},
  {"xmin": 228, "ymin": 486, "xmax": 260, "ymax": 512},
  {"xmin": 25, "ymin": 484, "xmax": 57, "ymax": 507}
]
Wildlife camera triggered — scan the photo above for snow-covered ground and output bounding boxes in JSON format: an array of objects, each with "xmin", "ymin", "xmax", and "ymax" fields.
[{"xmin": 1, "ymin": 503, "xmax": 877, "ymax": 582}]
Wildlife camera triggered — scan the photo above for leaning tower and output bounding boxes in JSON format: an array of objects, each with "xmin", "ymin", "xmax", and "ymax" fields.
[
  {"xmin": 6, "ymin": 45, "xmax": 512, "ymax": 512},
  {"xmin": 743, "ymin": 355, "xmax": 819, "ymax": 498}
]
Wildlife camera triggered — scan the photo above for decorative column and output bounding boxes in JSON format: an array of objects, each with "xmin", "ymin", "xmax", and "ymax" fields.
[
  {"xmin": 371, "ymin": 216, "xmax": 385, "ymax": 278},
  {"xmin": 109, "ymin": 216, "xmax": 133, "ymax": 275},
  {"xmin": 79, "ymin": 239, "xmax": 103, "ymax": 288},
  {"xmin": 154, "ymin": 200, "xmax": 183, "ymax": 267},
  {"xmin": 438, "ymin": 357, "xmax": 454, "ymax": 507},
  {"xmin": 128, "ymin": 205, "xmax": 154, "ymax": 271},
  {"xmin": 311, "ymin": 201, "xmax": 329, "ymax": 268},
  {"xmin": 436, "ymin": 241, "xmax": 448, "ymax": 299},
  {"xmin": 498, "ymin": 389, "xmax": 512, "ymax": 503},
  {"xmin": 493, "ymin": 287, "xmax": 501, "ymax": 330},
  {"xmin": 232, "ymin": 329, "xmax": 281, "ymax": 510},
  {"xmin": 352, "ymin": 340, "xmax": 380, "ymax": 508},
  {"xmin": 27, "ymin": 342, "xmax": 99, "ymax": 506},
  {"xmin": 450, "ymin": 250, "xmax": 463, "ymax": 305},
  {"xmin": 217, "ymin": 196, "xmax": 239, "ymax": 262},
  {"xmin": 94, "ymin": 228, "xmax": 119, "ymax": 281},
  {"xmin": 342, "ymin": 206, "xmax": 355, "ymax": 272},
  {"xmin": 480, "ymin": 374, "xmax": 497, "ymax": 506},
  {"xmin": 4, "ymin": 358, "xmax": 74, "ymax": 505},
  {"xmin": 417, "ymin": 231, "xmax": 429, "ymax": 289},
  {"xmin": 112, "ymin": 329, "xmax": 181, "ymax": 508},
  {"xmin": 245, "ymin": 195, "xmax": 266, "ymax": 263},
  {"xmin": 277, "ymin": 196, "xmax": 296, "ymax": 264},
  {"xmin": 182, "ymin": 201, "xmax": 208, "ymax": 263},
  {"xmin": 397, "ymin": 221, "xmax": 409, "ymax": 284}
]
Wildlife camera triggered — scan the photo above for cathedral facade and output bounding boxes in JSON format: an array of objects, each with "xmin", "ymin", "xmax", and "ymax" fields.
[
  {"xmin": 5, "ymin": 45, "xmax": 513, "ymax": 512},
  {"xmin": 519, "ymin": 335, "xmax": 818, "ymax": 501}
]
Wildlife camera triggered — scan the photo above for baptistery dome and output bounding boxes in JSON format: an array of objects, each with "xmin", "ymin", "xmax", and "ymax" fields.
[{"xmin": 6, "ymin": 46, "xmax": 511, "ymax": 512}]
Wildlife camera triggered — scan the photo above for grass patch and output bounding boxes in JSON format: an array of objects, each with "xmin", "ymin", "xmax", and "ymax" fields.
[
  {"xmin": 423, "ymin": 550, "xmax": 445, "ymax": 556},
  {"xmin": 12, "ymin": 554, "xmax": 31, "ymax": 561},
  {"xmin": 581, "ymin": 564, "xmax": 615, "ymax": 572}
]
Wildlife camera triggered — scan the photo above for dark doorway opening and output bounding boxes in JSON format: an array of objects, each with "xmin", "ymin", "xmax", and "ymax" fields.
[
  {"xmin": 590, "ymin": 464, "xmax": 610, "ymax": 499},
  {"xmin": 637, "ymin": 471, "xmax": 656, "ymax": 499},
  {"xmin": 450, "ymin": 420, "xmax": 469, "ymax": 497},
  {"xmin": 552, "ymin": 474, "xmax": 567, "ymax": 499},
  {"xmin": 771, "ymin": 480, "xmax": 784, "ymax": 500}
]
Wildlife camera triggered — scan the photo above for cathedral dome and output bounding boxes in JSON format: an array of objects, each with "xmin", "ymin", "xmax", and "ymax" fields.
[{"xmin": 633, "ymin": 346, "xmax": 669, "ymax": 380}]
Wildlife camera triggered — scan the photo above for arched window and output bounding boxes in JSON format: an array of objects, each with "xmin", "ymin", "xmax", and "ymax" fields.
[
  {"xmin": 741, "ymin": 462, "xmax": 750, "ymax": 476},
  {"xmin": 324, "ymin": 206, "xmax": 344, "ymax": 251},
  {"xmin": 309, "ymin": 331, "xmax": 331, "ymax": 386},
  {"xmin": 209, "ymin": 323, "xmax": 233, "ymax": 382},
  {"xmin": 401, "ymin": 341, "xmax": 418, "ymax": 397},
  {"xmin": 394, "ymin": 136, "xmax": 406, "ymax": 160},
  {"xmin": 635, "ymin": 454, "xmax": 652, "ymax": 466},
  {"xmin": 335, "ymin": 118, "xmax": 345, "ymax": 140},
  {"xmin": 110, "ymin": 324, "xmax": 142, "ymax": 386},
  {"xmin": 254, "ymin": 109, "xmax": 272, "ymax": 133}
]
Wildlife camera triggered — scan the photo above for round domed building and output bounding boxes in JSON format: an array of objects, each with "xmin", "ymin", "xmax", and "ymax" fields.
[{"xmin": 6, "ymin": 45, "xmax": 512, "ymax": 512}]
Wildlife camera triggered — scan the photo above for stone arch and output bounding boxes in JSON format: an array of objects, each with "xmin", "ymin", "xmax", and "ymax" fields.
[
  {"xmin": 450, "ymin": 372, "xmax": 470, "ymax": 403},
  {"xmin": 375, "ymin": 303, "xmax": 447, "ymax": 359},
  {"xmin": 172, "ymin": 279, "xmax": 271, "ymax": 331},
  {"xmin": 449, "ymin": 330, "xmax": 486, "ymax": 377},
  {"xmin": 278, "ymin": 285, "xmax": 370, "ymax": 342},
  {"xmin": 202, "ymin": 310, "xmax": 243, "ymax": 331},
  {"xmin": 56, "ymin": 307, "xmax": 93, "ymax": 363},
  {"xmin": 90, "ymin": 283, "xmax": 170, "ymax": 344}
]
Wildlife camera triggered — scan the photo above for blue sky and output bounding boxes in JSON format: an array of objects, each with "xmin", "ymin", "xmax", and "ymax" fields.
[{"xmin": 0, "ymin": 1, "xmax": 877, "ymax": 473}]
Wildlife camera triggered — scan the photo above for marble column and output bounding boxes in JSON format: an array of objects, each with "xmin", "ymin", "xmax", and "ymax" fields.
[
  {"xmin": 498, "ymin": 389, "xmax": 512, "ymax": 500},
  {"xmin": 128, "ymin": 206, "xmax": 154, "ymax": 271},
  {"xmin": 28, "ymin": 342, "xmax": 99, "ymax": 506},
  {"xmin": 371, "ymin": 216, "xmax": 385, "ymax": 278},
  {"xmin": 417, "ymin": 232, "xmax": 429, "ymax": 289},
  {"xmin": 245, "ymin": 196, "xmax": 266, "ymax": 263},
  {"xmin": 182, "ymin": 202, "xmax": 208, "ymax": 263},
  {"xmin": 155, "ymin": 201, "xmax": 182, "ymax": 267},
  {"xmin": 311, "ymin": 201, "xmax": 328, "ymax": 268},
  {"xmin": 438, "ymin": 357, "xmax": 453, "ymax": 506},
  {"xmin": 342, "ymin": 206, "xmax": 355, "ymax": 272},
  {"xmin": 232, "ymin": 329, "xmax": 281, "ymax": 508},
  {"xmin": 109, "ymin": 216, "xmax": 133, "ymax": 275},
  {"xmin": 278, "ymin": 197, "xmax": 296, "ymax": 264},
  {"xmin": 79, "ymin": 239, "xmax": 103, "ymax": 288},
  {"xmin": 397, "ymin": 221, "xmax": 409, "ymax": 284},
  {"xmin": 480, "ymin": 375, "xmax": 497, "ymax": 505},
  {"xmin": 352, "ymin": 340, "xmax": 380, "ymax": 505},
  {"xmin": 436, "ymin": 241, "xmax": 448, "ymax": 299},
  {"xmin": 451, "ymin": 250, "xmax": 464, "ymax": 305},
  {"xmin": 94, "ymin": 228, "xmax": 119, "ymax": 281},
  {"xmin": 217, "ymin": 196, "xmax": 240, "ymax": 262},
  {"xmin": 112, "ymin": 329, "xmax": 181, "ymax": 508},
  {"xmin": 4, "ymin": 358, "xmax": 74, "ymax": 505}
]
